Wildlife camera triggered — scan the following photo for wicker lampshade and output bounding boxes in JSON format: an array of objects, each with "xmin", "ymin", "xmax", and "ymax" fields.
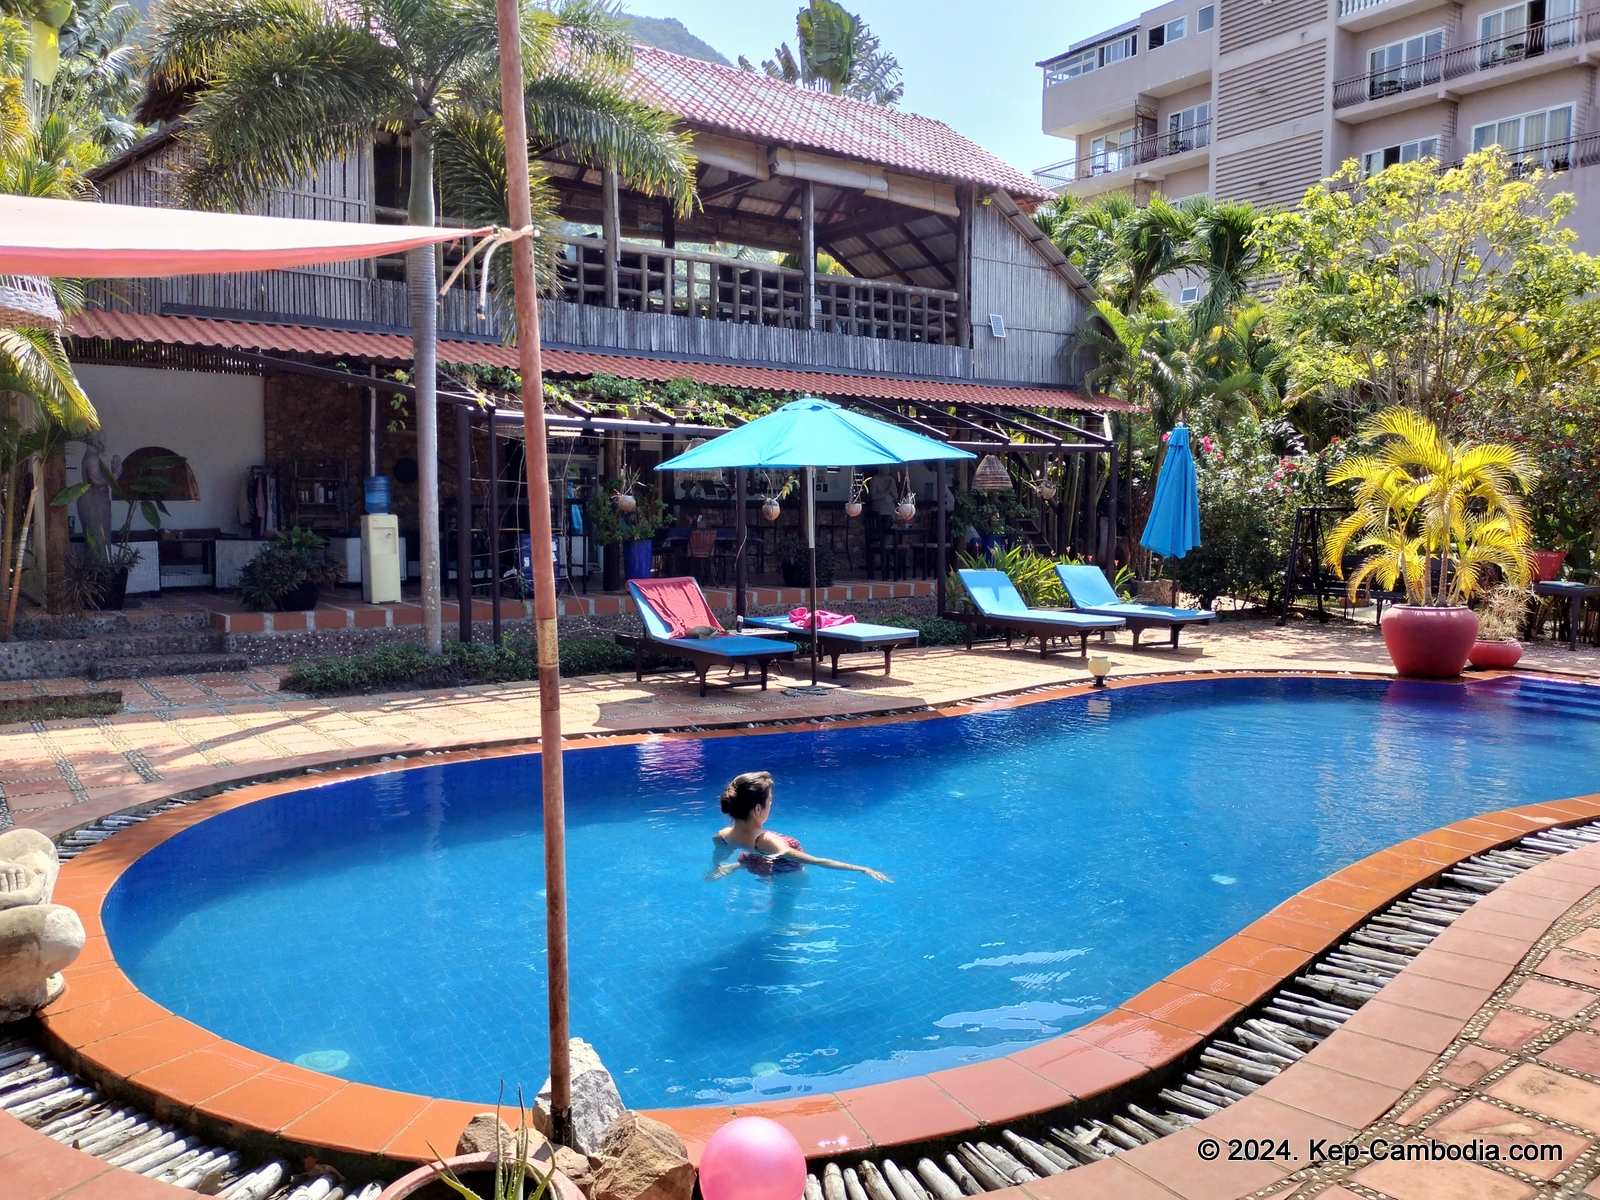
[
  {"xmin": 674, "ymin": 439, "xmax": 724, "ymax": 484},
  {"xmin": 0, "ymin": 276, "xmax": 64, "ymax": 331},
  {"xmin": 972, "ymin": 454, "xmax": 1012, "ymax": 492}
]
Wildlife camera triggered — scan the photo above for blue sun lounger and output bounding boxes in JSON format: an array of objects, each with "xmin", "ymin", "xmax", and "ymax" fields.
[
  {"xmin": 957, "ymin": 568, "xmax": 1124, "ymax": 656},
  {"xmin": 742, "ymin": 615, "xmax": 919, "ymax": 678},
  {"xmin": 625, "ymin": 579, "xmax": 798, "ymax": 696},
  {"xmin": 1055, "ymin": 564, "xmax": 1217, "ymax": 649}
]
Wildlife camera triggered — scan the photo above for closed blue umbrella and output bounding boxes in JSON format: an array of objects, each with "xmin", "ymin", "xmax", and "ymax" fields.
[
  {"xmin": 1140, "ymin": 425, "xmax": 1201, "ymax": 559},
  {"xmin": 659, "ymin": 397, "xmax": 973, "ymax": 689}
]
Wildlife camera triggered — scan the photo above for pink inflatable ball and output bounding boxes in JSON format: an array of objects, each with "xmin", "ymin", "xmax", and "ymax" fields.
[{"xmin": 698, "ymin": 1116, "xmax": 807, "ymax": 1200}]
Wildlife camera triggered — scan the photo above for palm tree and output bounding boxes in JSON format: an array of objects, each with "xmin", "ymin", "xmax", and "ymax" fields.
[
  {"xmin": 145, "ymin": 0, "xmax": 695, "ymax": 650},
  {"xmin": 744, "ymin": 0, "xmax": 903, "ymax": 106},
  {"xmin": 1325, "ymin": 407, "xmax": 1536, "ymax": 606},
  {"xmin": 1187, "ymin": 199, "xmax": 1262, "ymax": 338}
]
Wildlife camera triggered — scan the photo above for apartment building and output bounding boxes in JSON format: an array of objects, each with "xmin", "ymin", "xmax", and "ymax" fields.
[{"xmin": 1037, "ymin": 0, "xmax": 1600, "ymax": 247}]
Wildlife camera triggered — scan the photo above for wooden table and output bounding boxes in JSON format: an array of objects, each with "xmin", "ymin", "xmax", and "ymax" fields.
[{"xmin": 1535, "ymin": 580, "xmax": 1600, "ymax": 650}]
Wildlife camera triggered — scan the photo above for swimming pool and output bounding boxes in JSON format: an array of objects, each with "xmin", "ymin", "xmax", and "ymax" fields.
[{"xmin": 104, "ymin": 674, "xmax": 1600, "ymax": 1109}]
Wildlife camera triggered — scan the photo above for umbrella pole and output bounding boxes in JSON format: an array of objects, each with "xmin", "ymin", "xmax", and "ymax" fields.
[
  {"xmin": 497, "ymin": 0, "xmax": 571, "ymax": 1146},
  {"xmin": 807, "ymin": 465, "xmax": 818, "ymax": 687}
]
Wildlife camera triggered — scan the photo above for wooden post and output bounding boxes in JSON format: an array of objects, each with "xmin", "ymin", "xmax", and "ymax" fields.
[
  {"xmin": 496, "ymin": 0, "xmax": 572, "ymax": 1148},
  {"xmin": 955, "ymin": 184, "xmax": 973, "ymax": 350},
  {"xmin": 801, "ymin": 180, "xmax": 816, "ymax": 331},
  {"xmin": 602, "ymin": 166, "xmax": 620, "ymax": 309},
  {"xmin": 456, "ymin": 403, "xmax": 473, "ymax": 645},
  {"xmin": 602, "ymin": 434, "xmax": 621, "ymax": 592},
  {"xmin": 936, "ymin": 461, "xmax": 948, "ymax": 615},
  {"xmin": 735, "ymin": 468, "xmax": 748, "ymax": 619},
  {"xmin": 488, "ymin": 407, "xmax": 501, "ymax": 647},
  {"xmin": 1106, "ymin": 440, "xmax": 1120, "ymax": 572},
  {"xmin": 661, "ymin": 198, "xmax": 676, "ymax": 250}
]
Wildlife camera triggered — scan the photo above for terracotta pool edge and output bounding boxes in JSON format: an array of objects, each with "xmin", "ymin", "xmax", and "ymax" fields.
[{"xmin": 34, "ymin": 670, "xmax": 1598, "ymax": 1170}]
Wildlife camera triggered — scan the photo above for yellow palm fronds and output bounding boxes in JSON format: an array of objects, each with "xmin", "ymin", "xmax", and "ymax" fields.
[{"xmin": 1325, "ymin": 406, "xmax": 1535, "ymax": 606}]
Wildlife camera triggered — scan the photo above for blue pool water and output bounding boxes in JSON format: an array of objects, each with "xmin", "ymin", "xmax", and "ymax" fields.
[{"xmin": 106, "ymin": 675, "xmax": 1600, "ymax": 1108}]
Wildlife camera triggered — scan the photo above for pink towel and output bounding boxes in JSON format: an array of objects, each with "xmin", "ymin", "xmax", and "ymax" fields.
[
  {"xmin": 788, "ymin": 607, "xmax": 856, "ymax": 629},
  {"xmin": 634, "ymin": 577, "xmax": 725, "ymax": 639}
]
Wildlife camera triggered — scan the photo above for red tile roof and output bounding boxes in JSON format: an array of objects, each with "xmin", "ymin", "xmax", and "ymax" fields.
[
  {"xmin": 628, "ymin": 46, "xmax": 1055, "ymax": 203},
  {"xmin": 71, "ymin": 310, "xmax": 1130, "ymax": 413}
]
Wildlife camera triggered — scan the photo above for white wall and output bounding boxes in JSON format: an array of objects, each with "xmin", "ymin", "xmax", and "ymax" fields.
[{"xmin": 67, "ymin": 365, "xmax": 265, "ymax": 536}]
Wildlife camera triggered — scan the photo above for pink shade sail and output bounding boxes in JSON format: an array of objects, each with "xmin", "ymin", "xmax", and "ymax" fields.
[{"xmin": 0, "ymin": 196, "xmax": 492, "ymax": 278}]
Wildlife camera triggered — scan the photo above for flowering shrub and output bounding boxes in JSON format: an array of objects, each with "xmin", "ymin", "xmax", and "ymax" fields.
[{"xmin": 1169, "ymin": 430, "xmax": 1350, "ymax": 609}]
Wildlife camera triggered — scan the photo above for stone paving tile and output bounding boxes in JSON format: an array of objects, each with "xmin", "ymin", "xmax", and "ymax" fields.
[{"xmin": 1267, "ymin": 876, "xmax": 1600, "ymax": 1199}]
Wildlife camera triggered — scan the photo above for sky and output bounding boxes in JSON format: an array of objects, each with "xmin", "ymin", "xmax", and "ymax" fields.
[{"xmin": 620, "ymin": 0, "xmax": 1148, "ymax": 176}]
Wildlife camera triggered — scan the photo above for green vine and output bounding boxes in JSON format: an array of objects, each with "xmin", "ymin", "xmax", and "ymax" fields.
[{"xmin": 585, "ymin": 479, "xmax": 667, "ymax": 546}]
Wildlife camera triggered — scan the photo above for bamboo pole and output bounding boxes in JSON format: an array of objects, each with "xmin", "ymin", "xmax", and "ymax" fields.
[{"xmin": 495, "ymin": 0, "xmax": 572, "ymax": 1146}]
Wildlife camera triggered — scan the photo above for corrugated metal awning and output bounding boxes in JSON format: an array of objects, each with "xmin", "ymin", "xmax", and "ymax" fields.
[{"xmin": 71, "ymin": 310, "xmax": 1132, "ymax": 413}]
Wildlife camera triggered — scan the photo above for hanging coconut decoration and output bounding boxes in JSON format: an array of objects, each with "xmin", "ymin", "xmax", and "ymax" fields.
[
  {"xmin": 972, "ymin": 454, "xmax": 1012, "ymax": 492},
  {"xmin": 844, "ymin": 471, "xmax": 866, "ymax": 518},
  {"xmin": 845, "ymin": 500, "xmax": 863, "ymax": 518},
  {"xmin": 614, "ymin": 491, "xmax": 637, "ymax": 514},
  {"xmin": 1036, "ymin": 479, "xmax": 1058, "ymax": 502},
  {"xmin": 762, "ymin": 498, "xmax": 781, "ymax": 522},
  {"xmin": 896, "ymin": 497, "xmax": 917, "ymax": 523}
]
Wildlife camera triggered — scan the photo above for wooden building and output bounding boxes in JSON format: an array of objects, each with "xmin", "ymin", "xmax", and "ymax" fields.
[{"xmin": 63, "ymin": 46, "xmax": 1126, "ymax": 610}]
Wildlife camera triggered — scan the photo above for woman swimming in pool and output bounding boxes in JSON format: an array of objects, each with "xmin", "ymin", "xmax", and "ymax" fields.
[{"xmin": 707, "ymin": 771, "xmax": 892, "ymax": 882}]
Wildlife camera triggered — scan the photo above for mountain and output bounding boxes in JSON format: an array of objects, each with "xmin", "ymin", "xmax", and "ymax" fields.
[{"xmin": 625, "ymin": 16, "xmax": 731, "ymax": 67}]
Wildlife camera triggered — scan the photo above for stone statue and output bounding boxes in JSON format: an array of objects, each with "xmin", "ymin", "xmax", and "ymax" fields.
[
  {"xmin": 76, "ymin": 436, "xmax": 114, "ymax": 554},
  {"xmin": 0, "ymin": 829, "xmax": 85, "ymax": 1021}
]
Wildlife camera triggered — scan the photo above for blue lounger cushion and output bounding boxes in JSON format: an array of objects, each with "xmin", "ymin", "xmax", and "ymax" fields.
[
  {"xmin": 1055, "ymin": 564, "xmax": 1217, "ymax": 622},
  {"xmin": 742, "ymin": 616, "xmax": 917, "ymax": 643},
  {"xmin": 629, "ymin": 582, "xmax": 798, "ymax": 656},
  {"xmin": 958, "ymin": 569, "xmax": 1123, "ymax": 629}
]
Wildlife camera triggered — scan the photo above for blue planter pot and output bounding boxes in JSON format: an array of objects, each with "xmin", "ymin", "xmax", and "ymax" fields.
[
  {"xmin": 623, "ymin": 539, "xmax": 654, "ymax": 581},
  {"xmin": 981, "ymin": 536, "xmax": 1008, "ymax": 563}
]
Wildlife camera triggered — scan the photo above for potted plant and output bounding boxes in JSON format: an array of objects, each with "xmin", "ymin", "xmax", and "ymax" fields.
[
  {"xmin": 237, "ymin": 527, "xmax": 343, "ymax": 611},
  {"xmin": 776, "ymin": 534, "xmax": 834, "ymax": 588},
  {"xmin": 844, "ymin": 473, "xmax": 867, "ymax": 519},
  {"xmin": 1469, "ymin": 583, "xmax": 1533, "ymax": 669},
  {"xmin": 54, "ymin": 449, "xmax": 187, "ymax": 611},
  {"xmin": 380, "ymin": 1101, "xmax": 579, "ymax": 1200},
  {"xmin": 1326, "ymin": 408, "xmax": 1535, "ymax": 679},
  {"xmin": 586, "ymin": 479, "xmax": 666, "ymax": 581}
]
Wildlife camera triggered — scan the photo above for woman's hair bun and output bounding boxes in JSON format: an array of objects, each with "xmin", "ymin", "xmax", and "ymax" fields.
[{"xmin": 720, "ymin": 771, "xmax": 774, "ymax": 818}]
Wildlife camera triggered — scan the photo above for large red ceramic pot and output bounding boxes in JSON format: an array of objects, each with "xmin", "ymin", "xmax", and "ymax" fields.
[
  {"xmin": 1381, "ymin": 605, "xmax": 1480, "ymax": 678},
  {"xmin": 1530, "ymin": 550, "xmax": 1567, "ymax": 583},
  {"xmin": 379, "ymin": 1154, "xmax": 582, "ymax": 1200},
  {"xmin": 1469, "ymin": 640, "xmax": 1524, "ymax": 670}
]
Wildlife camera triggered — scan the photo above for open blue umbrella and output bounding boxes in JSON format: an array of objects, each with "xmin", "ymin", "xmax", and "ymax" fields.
[
  {"xmin": 659, "ymin": 397, "xmax": 972, "ymax": 690},
  {"xmin": 1140, "ymin": 424, "xmax": 1201, "ymax": 560}
]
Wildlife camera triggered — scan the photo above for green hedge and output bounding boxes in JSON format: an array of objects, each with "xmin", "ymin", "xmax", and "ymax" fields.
[{"xmin": 281, "ymin": 635, "xmax": 687, "ymax": 697}]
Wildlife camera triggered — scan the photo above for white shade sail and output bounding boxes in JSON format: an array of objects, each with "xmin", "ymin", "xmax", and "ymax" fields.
[{"xmin": 0, "ymin": 196, "xmax": 491, "ymax": 278}]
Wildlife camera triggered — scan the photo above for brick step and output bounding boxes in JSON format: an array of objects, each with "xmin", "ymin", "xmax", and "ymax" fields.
[
  {"xmin": 12, "ymin": 608, "xmax": 213, "ymax": 640},
  {"xmin": 88, "ymin": 652, "xmax": 250, "ymax": 680}
]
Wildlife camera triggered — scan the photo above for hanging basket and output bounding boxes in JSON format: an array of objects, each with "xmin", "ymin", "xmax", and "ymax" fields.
[
  {"xmin": 972, "ymin": 454, "xmax": 1012, "ymax": 492},
  {"xmin": 0, "ymin": 276, "xmax": 64, "ymax": 331}
]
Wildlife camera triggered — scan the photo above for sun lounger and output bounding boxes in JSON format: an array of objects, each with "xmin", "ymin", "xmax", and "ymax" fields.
[
  {"xmin": 956, "ymin": 568, "xmax": 1124, "ymax": 656},
  {"xmin": 742, "ymin": 615, "xmax": 919, "ymax": 678},
  {"xmin": 1055, "ymin": 564, "xmax": 1217, "ymax": 648},
  {"xmin": 624, "ymin": 578, "xmax": 798, "ymax": 696}
]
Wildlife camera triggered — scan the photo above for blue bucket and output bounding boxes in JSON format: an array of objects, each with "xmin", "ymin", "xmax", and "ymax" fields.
[
  {"xmin": 363, "ymin": 475, "xmax": 391, "ymax": 514},
  {"xmin": 623, "ymin": 539, "xmax": 654, "ymax": 580}
]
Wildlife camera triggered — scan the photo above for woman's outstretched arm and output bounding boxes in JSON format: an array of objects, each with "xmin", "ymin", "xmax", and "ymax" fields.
[{"xmin": 777, "ymin": 845, "xmax": 892, "ymax": 882}]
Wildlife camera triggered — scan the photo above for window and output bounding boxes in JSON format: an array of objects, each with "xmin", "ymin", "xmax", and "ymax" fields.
[
  {"xmin": 1472, "ymin": 104, "xmax": 1574, "ymax": 170},
  {"xmin": 1167, "ymin": 103, "xmax": 1212, "ymax": 152},
  {"xmin": 1148, "ymin": 16, "xmax": 1187, "ymax": 49},
  {"xmin": 1362, "ymin": 137, "xmax": 1440, "ymax": 175},
  {"xmin": 1367, "ymin": 30, "xmax": 1442, "ymax": 98},
  {"xmin": 1197, "ymin": 4, "xmax": 1215, "ymax": 32},
  {"xmin": 1180, "ymin": 285, "xmax": 1200, "ymax": 305},
  {"xmin": 1479, "ymin": 1, "xmax": 1577, "ymax": 67},
  {"xmin": 1043, "ymin": 32, "xmax": 1137, "ymax": 85},
  {"xmin": 1089, "ymin": 127, "xmax": 1136, "ymax": 174}
]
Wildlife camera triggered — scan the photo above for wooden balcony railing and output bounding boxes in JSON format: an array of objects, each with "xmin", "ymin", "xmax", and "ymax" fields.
[
  {"xmin": 549, "ymin": 233, "xmax": 961, "ymax": 345},
  {"xmin": 1032, "ymin": 119, "xmax": 1212, "ymax": 187},
  {"xmin": 1334, "ymin": 14, "xmax": 1595, "ymax": 108}
]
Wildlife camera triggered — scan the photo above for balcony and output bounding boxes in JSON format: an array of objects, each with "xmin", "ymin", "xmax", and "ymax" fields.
[
  {"xmin": 1034, "ymin": 120, "xmax": 1212, "ymax": 189},
  {"xmin": 549, "ymin": 233, "xmax": 960, "ymax": 346},
  {"xmin": 1334, "ymin": 14, "xmax": 1595, "ymax": 111}
]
